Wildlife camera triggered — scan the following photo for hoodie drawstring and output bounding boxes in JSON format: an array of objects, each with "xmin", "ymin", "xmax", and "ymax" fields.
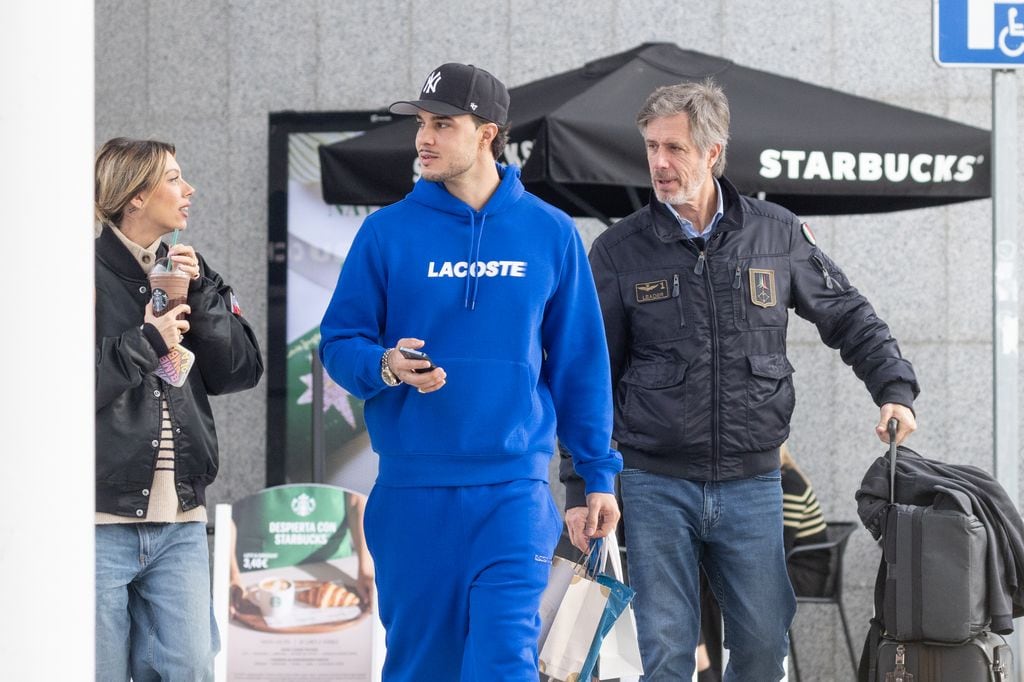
[{"xmin": 463, "ymin": 210, "xmax": 487, "ymax": 310}]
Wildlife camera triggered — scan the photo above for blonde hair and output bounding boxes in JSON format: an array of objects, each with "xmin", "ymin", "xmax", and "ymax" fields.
[{"xmin": 94, "ymin": 137, "xmax": 176, "ymax": 231}]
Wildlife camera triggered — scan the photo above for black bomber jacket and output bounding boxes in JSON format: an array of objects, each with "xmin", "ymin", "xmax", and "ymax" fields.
[
  {"xmin": 95, "ymin": 227, "xmax": 263, "ymax": 518},
  {"xmin": 561, "ymin": 177, "xmax": 919, "ymax": 508}
]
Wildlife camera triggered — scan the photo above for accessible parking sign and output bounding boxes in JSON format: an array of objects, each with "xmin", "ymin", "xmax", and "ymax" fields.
[{"xmin": 934, "ymin": 0, "xmax": 1024, "ymax": 67}]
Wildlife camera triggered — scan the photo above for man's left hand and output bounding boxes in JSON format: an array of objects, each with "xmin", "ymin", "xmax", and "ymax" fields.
[
  {"xmin": 565, "ymin": 492, "xmax": 620, "ymax": 553},
  {"xmin": 876, "ymin": 403, "xmax": 917, "ymax": 444}
]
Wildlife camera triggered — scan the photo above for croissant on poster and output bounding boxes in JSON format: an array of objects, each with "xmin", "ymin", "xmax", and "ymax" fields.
[{"xmin": 296, "ymin": 582, "xmax": 361, "ymax": 608}]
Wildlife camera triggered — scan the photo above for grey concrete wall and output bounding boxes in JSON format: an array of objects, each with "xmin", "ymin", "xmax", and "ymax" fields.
[{"xmin": 96, "ymin": 1, "xmax": 1024, "ymax": 678}]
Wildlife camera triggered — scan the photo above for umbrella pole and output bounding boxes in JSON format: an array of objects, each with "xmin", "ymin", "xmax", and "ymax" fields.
[
  {"xmin": 625, "ymin": 186, "xmax": 645, "ymax": 213},
  {"xmin": 545, "ymin": 182, "xmax": 613, "ymax": 226}
]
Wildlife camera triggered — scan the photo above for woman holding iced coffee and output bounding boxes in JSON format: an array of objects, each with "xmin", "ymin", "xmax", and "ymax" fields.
[{"xmin": 94, "ymin": 137, "xmax": 263, "ymax": 681}]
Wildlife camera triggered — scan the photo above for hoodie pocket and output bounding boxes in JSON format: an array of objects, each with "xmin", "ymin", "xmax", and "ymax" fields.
[
  {"xmin": 395, "ymin": 358, "xmax": 531, "ymax": 454},
  {"xmin": 745, "ymin": 354, "xmax": 795, "ymax": 447},
  {"xmin": 618, "ymin": 361, "xmax": 687, "ymax": 451}
]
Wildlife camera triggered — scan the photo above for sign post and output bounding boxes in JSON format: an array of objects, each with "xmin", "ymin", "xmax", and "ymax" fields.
[
  {"xmin": 991, "ymin": 69, "xmax": 1019, "ymax": 512},
  {"xmin": 934, "ymin": 2, "xmax": 1021, "ymax": 671}
]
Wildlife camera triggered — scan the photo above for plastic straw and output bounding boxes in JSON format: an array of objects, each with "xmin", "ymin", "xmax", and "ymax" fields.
[{"xmin": 168, "ymin": 229, "xmax": 180, "ymax": 270}]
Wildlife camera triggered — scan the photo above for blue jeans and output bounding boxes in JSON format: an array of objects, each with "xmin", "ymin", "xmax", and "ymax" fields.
[
  {"xmin": 620, "ymin": 468, "xmax": 796, "ymax": 682},
  {"xmin": 95, "ymin": 522, "xmax": 219, "ymax": 682}
]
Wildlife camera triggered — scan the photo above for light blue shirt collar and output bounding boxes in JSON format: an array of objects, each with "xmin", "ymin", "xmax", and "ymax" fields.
[{"xmin": 663, "ymin": 177, "xmax": 724, "ymax": 239}]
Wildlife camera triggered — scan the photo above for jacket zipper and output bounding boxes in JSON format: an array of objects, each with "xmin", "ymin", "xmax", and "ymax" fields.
[
  {"xmin": 694, "ymin": 240, "xmax": 721, "ymax": 478},
  {"xmin": 733, "ymin": 263, "xmax": 745, "ymax": 321},
  {"xmin": 672, "ymin": 274, "xmax": 685, "ymax": 327},
  {"xmin": 811, "ymin": 253, "xmax": 843, "ymax": 292}
]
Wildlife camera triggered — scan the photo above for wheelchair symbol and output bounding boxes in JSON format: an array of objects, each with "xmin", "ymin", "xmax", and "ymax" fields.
[{"xmin": 1000, "ymin": 7, "xmax": 1024, "ymax": 57}]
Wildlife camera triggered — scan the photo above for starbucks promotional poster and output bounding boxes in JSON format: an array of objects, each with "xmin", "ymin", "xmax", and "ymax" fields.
[{"xmin": 224, "ymin": 484, "xmax": 376, "ymax": 680}]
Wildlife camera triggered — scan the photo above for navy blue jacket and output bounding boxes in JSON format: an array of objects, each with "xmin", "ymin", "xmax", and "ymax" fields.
[{"xmin": 562, "ymin": 176, "xmax": 918, "ymax": 507}]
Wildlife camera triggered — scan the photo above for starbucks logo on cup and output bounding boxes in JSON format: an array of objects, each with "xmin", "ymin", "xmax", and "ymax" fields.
[
  {"xmin": 257, "ymin": 577, "xmax": 295, "ymax": 619},
  {"xmin": 152, "ymin": 288, "xmax": 169, "ymax": 313}
]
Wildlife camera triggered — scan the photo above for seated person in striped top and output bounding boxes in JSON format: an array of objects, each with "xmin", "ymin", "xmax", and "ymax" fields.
[{"xmin": 781, "ymin": 442, "xmax": 830, "ymax": 597}]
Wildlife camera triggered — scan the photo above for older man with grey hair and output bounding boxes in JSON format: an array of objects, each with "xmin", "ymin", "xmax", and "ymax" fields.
[{"xmin": 562, "ymin": 79, "xmax": 919, "ymax": 681}]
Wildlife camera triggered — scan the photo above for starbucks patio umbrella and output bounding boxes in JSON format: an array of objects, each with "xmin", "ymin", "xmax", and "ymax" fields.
[{"xmin": 319, "ymin": 42, "xmax": 990, "ymax": 222}]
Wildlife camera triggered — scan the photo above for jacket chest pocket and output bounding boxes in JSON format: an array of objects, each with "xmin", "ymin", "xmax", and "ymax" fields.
[
  {"xmin": 731, "ymin": 256, "xmax": 790, "ymax": 330},
  {"xmin": 621, "ymin": 270, "xmax": 695, "ymax": 345}
]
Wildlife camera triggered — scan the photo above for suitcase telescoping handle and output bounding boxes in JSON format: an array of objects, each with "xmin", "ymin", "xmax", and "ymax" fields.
[{"xmin": 888, "ymin": 417, "xmax": 899, "ymax": 503}]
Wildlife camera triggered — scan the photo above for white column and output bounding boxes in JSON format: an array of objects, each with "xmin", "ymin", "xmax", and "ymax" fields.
[{"xmin": 0, "ymin": 2, "xmax": 95, "ymax": 680}]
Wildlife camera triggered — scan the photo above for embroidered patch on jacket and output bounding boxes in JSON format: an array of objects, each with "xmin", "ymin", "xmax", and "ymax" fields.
[
  {"xmin": 801, "ymin": 222, "xmax": 817, "ymax": 245},
  {"xmin": 749, "ymin": 269, "xmax": 777, "ymax": 308},
  {"xmin": 229, "ymin": 291, "xmax": 243, "ymax": 316},
  {"xmin": 635, "ymin": 279, "xmax": 670, "ymax": 303}
]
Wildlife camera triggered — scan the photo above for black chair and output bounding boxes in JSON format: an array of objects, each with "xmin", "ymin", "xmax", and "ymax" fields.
[{"xmin": 787, "ymin": 521, "xmax": 858, "ymax": 682}]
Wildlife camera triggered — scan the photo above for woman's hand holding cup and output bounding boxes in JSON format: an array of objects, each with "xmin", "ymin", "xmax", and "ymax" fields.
[{"xmin": 145, "ymin": 302, "xmax": 191, "ymax": 348}]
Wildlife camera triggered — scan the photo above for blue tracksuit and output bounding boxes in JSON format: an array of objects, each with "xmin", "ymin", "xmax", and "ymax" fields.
[{"xmin": 319, "ymin": 164, "xmax": 621, "ymax": 680}]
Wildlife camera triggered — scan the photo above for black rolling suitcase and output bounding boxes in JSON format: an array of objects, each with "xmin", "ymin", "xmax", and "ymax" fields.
[{"xmin": 875, "ymin": 631, "xmax": 1012, "ymax": 682}]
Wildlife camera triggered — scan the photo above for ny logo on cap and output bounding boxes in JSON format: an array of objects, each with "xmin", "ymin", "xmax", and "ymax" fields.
[{"xmin": 423, "ymin": 70, "xmax": 442, "ymax": 94}]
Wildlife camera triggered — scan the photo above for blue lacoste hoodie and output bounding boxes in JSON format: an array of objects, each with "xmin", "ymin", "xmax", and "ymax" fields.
[{"xmin": 319, "ymin": 164, "xmax": 621, "ymax": 496}]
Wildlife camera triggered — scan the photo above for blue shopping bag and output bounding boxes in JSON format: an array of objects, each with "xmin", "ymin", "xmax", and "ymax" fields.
[{"xmin": 576, "ymin": 537, "xmax": 636, "ymax": 681}]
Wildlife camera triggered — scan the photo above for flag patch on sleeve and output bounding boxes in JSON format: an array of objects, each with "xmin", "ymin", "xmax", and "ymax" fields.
[
  {"xmin": 801, "ymin": 222, "xmax": 817, "ymax": 245},
  {"xmin": 230, "ymin": 290, "xmax": 243, "ymax": 316}
]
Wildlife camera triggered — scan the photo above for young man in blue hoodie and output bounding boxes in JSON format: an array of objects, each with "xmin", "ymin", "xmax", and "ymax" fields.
[{"xmin": 319, "ymin": 63, "xmax": 623, "ymax": 681}]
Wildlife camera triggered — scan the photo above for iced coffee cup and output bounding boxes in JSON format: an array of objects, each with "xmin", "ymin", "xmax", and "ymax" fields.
[{"xmin": 148, "ymin": 257, "xmax": 190, "ymax": 320}]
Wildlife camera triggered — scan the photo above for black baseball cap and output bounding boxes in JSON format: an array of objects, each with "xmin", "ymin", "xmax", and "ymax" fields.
[{"xmin": 389, "ymin": 63, "xmax": 509, "ymax": 126}]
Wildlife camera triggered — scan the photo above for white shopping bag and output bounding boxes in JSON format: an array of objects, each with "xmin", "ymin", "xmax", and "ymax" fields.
[
  {"xmin": 596, "ymin": 533, "xmax": 644, "ymax": 679},
  {"xmin": 538, "ymin": 549, "xmax": 611, "ymax": 681},
  {"xmin": 538, "ymin": 555, "xmax": 578, "ymax": 648}
]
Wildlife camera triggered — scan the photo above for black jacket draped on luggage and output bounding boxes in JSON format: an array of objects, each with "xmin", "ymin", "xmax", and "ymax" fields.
[{"xmin": 856, "ymin": 447, "xmax": 1024, "ymax": 634}]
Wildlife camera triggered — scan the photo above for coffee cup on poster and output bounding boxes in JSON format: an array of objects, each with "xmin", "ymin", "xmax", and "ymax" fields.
[
  {"xmin": 148, "ymin": 257, "xmax": 190, "ymax": 320},
  {"xmin": 257, "ymin": 577, "xmax": 295, "ymax": 619}
]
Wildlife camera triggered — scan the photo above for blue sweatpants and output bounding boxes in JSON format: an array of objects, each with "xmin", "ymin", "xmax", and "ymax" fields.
[{"xmin": 364, "ymin": 478, "xmax": 562, "ymax": 681}]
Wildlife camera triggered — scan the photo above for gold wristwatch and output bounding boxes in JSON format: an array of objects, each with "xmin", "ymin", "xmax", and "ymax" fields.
[{"xmin": 380, "ymin": 348, "xmax": 400, "ymax": 387}]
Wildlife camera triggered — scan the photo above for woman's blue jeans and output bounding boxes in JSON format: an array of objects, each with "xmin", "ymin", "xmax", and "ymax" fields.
[
  {"xmin": 95, "ymin": 522, "xmax": 218, "ymax": 682},
  {"xmin": 620, "ymin": 468, "xmax": 796, "ymax": 682}
]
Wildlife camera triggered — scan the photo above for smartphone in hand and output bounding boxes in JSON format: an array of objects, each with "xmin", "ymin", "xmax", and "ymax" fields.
[{"xmin": 398, "ymin": 347, "xmax": 437, "ymax": 373}]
